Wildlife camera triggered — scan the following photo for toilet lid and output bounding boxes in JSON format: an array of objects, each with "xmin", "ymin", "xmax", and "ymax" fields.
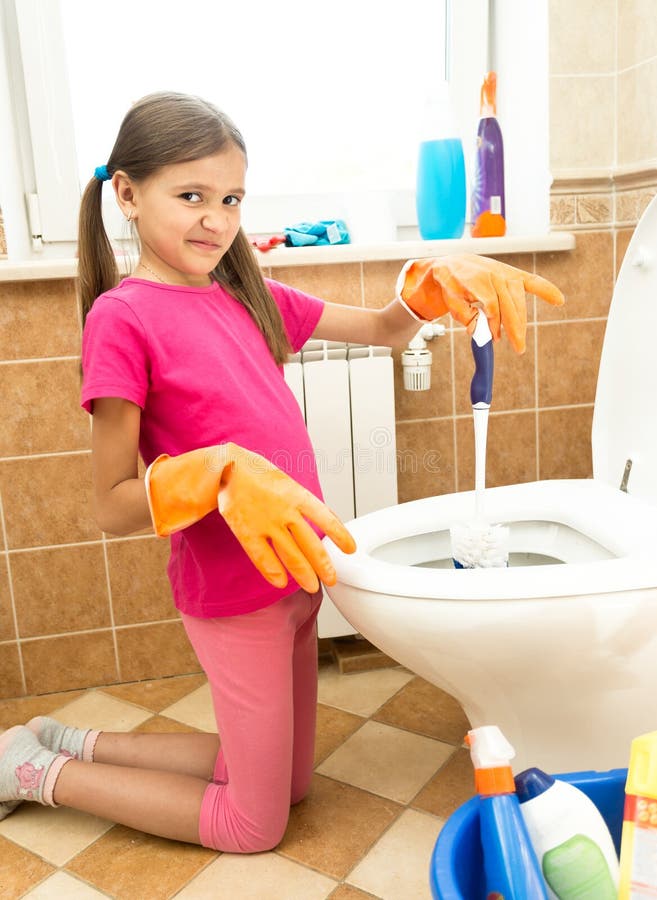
[{"xmin": 591, "ymin": 193, "xmax": 657, "ymax": 505}]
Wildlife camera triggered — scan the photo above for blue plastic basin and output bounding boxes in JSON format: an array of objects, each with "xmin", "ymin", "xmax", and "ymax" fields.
[{"xmin": 430, "ymin": 768, "xmax": 627, "ymax": 899}]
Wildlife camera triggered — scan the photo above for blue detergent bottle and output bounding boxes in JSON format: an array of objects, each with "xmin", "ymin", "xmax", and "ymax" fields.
[
  {"xmin": 466, "ymin": 726, "xmax": 548, "ymax": 899},
  {"xmin": 415, "ymin": 83, "xmax": 466, "ymax": 240}
]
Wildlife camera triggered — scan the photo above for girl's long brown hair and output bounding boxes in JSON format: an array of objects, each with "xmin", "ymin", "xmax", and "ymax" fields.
[{"xmin": 78, "ymin": 92, "xmax": 291, "ymax": 364}]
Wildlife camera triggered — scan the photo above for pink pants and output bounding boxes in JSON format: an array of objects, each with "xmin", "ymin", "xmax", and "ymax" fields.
[{"xmin": 181, "ymin": 588, "xmax": 322, "ymax": 853}]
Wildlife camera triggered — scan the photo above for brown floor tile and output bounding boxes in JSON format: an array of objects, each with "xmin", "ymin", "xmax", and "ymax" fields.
[
  {"xmin": 132, "ymin": 714, "xmax": 203, "ymax": 734},
  {"xmin": 315, "ymin": 703, "xmax": 364, "ymax": 766},
  {"xmin": 329, "ymin": 885, "xmax": 380, "ymax": 899},
  {"xmin": 0, "ymin": 835, "xmax": 55, "ymax": 898},
  {"xmin": 66, "ymin": 824, "xmax": 217, "ymax": 900},
  {"xmin": 0, "ymin": 690, "xmax": 85, "ymax": 730},
  {"xmin": 373, "ymin": 676, "xmax": 470, "ymax": 745},
  {"xmin": 411, "ymin": 747, "xmax": 475, "ymax": 819},
  {"xmin": 278, "ymin": 773, "xmax": 401, "ymax": 880},
  {"xmin": 99, "ymin": 674, "xmax": 207, "ymax": 712}
]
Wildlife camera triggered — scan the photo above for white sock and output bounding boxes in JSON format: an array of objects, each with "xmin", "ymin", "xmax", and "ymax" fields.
[
  {"xmin": 0, "ymin": 726, "xmax": 71, "ymax": 814},
  {"xmin": 26, "ymin": 716, "xmax": 100, "ymax": 762}
]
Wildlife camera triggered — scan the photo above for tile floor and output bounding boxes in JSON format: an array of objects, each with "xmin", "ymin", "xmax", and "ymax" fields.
[{"xmin": 0, "ymin": 659, "xmax": 474, "ymax": 899}]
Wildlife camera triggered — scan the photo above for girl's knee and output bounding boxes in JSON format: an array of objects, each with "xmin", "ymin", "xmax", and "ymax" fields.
[{"xmin": 200, "ymin": 790, "xmax": 289, "ymax": 853}]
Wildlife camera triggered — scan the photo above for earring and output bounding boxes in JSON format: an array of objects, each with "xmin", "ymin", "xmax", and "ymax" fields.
[{"xmin": 127, "ymin": 211, "xmax": 134, "ymax": 222}]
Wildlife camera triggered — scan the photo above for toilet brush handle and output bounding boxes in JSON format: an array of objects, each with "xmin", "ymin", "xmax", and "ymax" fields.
[{"xmin": 470, "ymin": 313, "xmax": 494, "ymax": 408}]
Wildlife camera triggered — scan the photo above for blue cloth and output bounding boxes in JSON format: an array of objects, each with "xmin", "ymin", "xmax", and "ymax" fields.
[
  {"xmin": 284, "ymin": 220, "xmax": 350, "ymax": 247},
  {"xmin": 94, "ymin": 165, "xmax": 111, "ymax": 182}
]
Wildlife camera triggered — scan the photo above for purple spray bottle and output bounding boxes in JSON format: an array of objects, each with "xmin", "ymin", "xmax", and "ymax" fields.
[{"xmin": 471, "ymin": 71, "xmax": 506, "ymax": 237}]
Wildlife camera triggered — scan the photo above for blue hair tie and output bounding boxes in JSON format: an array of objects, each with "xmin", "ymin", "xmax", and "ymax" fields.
[{"xmin": 94, "ymin": 165, "xmax": 111, "ymax": 182}]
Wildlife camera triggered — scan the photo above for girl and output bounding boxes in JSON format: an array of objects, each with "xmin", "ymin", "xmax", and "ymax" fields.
[{"xmin": 0, "ymin": 92, "xmax": 563, "ymax": 851}]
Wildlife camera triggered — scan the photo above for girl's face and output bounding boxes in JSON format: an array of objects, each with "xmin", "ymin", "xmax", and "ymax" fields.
[{"xmin": 120, "ymin": 145, "xmax": 247, "ymax": 286}]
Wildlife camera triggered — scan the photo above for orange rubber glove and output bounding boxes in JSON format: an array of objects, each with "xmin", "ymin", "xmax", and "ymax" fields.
[
  {"xmin": 145, "ymin": 443, "xmax": 357, "ymax": 594},
  {"xmin": 397, "ymin": 253, "xmax": 564, "ymax": 353}
]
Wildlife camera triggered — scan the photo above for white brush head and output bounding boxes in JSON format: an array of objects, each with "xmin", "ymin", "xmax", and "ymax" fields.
[{"xmin": 450, "ymin": 521, "xmax": 509, "ymax": 569}]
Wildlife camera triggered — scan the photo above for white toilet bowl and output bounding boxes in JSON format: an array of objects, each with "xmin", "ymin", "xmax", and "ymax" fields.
[{"xmin": 324, "ymin": 196, "xmax": 657, "ymax": 774}]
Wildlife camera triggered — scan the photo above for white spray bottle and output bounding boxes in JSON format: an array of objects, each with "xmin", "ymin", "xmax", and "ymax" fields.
[{"xmin": 514, "ymin": 767, "xmax": 619, "ymax": 899}]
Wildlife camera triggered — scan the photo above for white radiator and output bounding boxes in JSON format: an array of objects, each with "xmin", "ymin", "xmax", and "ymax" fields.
[{"xmin": 284, "ymin": 341, "xmax": 398, "ymax": 637}]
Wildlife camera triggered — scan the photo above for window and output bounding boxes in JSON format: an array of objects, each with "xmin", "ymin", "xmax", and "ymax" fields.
[{"xmin": 0, "ymin": 0, "xmax": 549, "ymax": 258}]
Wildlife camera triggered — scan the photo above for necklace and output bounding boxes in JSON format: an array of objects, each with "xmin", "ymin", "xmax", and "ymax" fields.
[{"xmin": 137, "ymin": 261, "xmax": 166, "ymax": 283}]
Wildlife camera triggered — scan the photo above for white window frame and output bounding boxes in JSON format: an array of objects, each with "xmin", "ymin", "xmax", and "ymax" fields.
[{"xmin": 0, "ymin": 0, "xmax": 548, "ymax": 261}]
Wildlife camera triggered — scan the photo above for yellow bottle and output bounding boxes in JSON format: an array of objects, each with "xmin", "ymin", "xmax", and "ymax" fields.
[{"xmin": 619, "ymin": 730, "xmax": 657, "ymax": 898}]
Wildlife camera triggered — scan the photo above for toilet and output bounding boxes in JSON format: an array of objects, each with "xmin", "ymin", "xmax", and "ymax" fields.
[{"xmin": 324, "ymin": 195, "xmax": 657, "ymax": 774}]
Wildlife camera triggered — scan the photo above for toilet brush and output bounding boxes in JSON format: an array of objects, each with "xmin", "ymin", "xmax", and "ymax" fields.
[{"xmin": 451, "ymin": 313, "xmax": 509, "ymax": 568}]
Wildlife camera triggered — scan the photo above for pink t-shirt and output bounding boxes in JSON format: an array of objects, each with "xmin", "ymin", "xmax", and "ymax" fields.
[{"xmin": 81, "ymin": 276, "xmax": 325, "ymax": 617}]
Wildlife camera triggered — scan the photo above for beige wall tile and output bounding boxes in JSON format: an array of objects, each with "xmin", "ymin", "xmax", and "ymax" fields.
[
  {"xmin": 396, "ymin": 419, "xmax": 455, "ymax": 502},
  {"xmin": 11, "ymin": 545, "xmax": 110, "ymax": 638},
  {"xmin": 618, "ymin": 0, "xmax": 657, "ymax": 69},
  {"xmin": 0, "ymin": 553, "xmax": 14, "ymax": 642},
  {"xmin": 535, "ymin": 231, "xmax": 614, "ymax": 320},
  {"xmin": 576, "ymin": 194, "xmax": 612, "ymax": 224},
  {"xmin": 106, "ymin": 537, "xmax": 173, "ymax": 625},
  {"xmin": 618, "ymin": 61, "xmax": 657, "ymax": 167},
  {"xmin": 115, "ymin": 621, "xmax": 200, "ymax": 682},
  {"xmin": 453, "ymin": 325, "xmax": 536, "ymax": 415},
  {"xmin": 551, "ymin": 195, "xmax": 576, "ymax": 226},
  {"xmin": 538, "ymin": 406, "xmax": 594, "ymax": 479},
  {"xmin": 0, "ymin": 641, "xmax": 23, "ymax": 698},
  {"xmin": 0, "ymin": 454, "xmax": 100, "ymax": 549},
  {"xmin": 616, "ymin": 190, "xmax": 641, "ymax": 224},
  {"xmin": 22, "ymin": 630, "xmax": 118, "ymax": 694},
  {"xmin": 0, "ymin": 280, "xmax": 79, "ymax": 361},
  {"xmin": 550, "ymin": 75, "xmax": 615, "ymax": 170},
  {"xmin": 456, "ymin": 411, "xmax": 538, "ymax": 490},
  {"xmin": 549, "ymin": 0, "xmax": 615, "ymax": 75},
  {"xmin": 0, "ymin": 360, "xmax": 89, "ymax": 457},
  {"xmin": 537, "ymin": 321, "xmax": 605, "ymax": 407},
  {"xmin": 269, "ymin": 263, "xmax": 362, "ymax": 306},
  {"xmin": 362, "ymin": 260, "xmax": 400, "ymax": 309},
  {"xmin": 616, "ymin": 227, "xmax": 635, "ymax": 275}
]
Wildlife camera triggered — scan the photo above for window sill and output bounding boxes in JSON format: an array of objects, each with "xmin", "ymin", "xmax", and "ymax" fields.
[{"xmin": 0, "ymin": 233, "xmax": 575, "ymax": 283}]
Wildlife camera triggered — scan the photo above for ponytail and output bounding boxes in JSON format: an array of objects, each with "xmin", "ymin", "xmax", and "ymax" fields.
[
  {"xmin": 215, "ymin": 229, "xmax": 292, "ymax": 366},
  {"xmin": 77, "ymin": 175, "xmax": 119, "ymax": 326}
]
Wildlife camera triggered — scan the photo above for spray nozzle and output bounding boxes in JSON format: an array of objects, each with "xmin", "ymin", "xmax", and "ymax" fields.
[
  {"xmin": 466, "ymin": 725, "xmax": 516, "ymax": 770},
  {"xmin": 466, "ymin": 726, "xmax": 517, "ymax": 795}
]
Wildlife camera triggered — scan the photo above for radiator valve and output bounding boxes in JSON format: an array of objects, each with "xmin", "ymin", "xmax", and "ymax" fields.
[{"xmin": 401, "ymin": 323, "xmax": 445, "ymax": 391}]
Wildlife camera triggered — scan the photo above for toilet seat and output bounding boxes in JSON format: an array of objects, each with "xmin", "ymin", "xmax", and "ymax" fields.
[{"xmin": 332, "ymin": 478, "xmax": 657, "ymax": 601}]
